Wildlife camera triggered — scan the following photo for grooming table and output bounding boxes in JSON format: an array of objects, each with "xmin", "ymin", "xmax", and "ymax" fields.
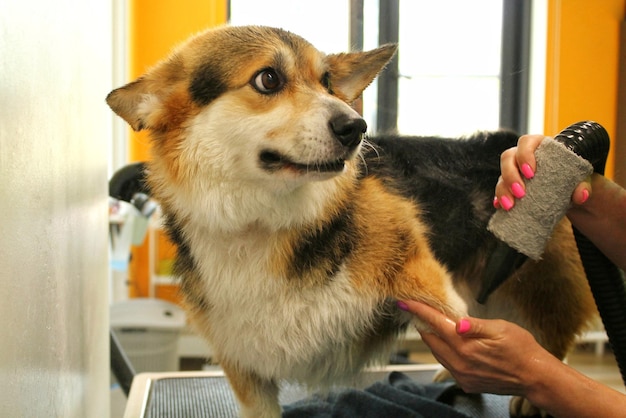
[{"xmin": 123, "ymin": 365, "xmax": 512, "ymax": 417}]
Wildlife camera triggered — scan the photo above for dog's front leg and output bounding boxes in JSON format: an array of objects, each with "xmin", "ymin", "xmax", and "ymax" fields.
[{"xmin": 221, "ymin": 361, "xmax": 281, "ymax": 418}]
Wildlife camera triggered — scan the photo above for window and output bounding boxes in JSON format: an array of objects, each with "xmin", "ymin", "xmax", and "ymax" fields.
[
  {"xmin": 396, "ymin": 1, "xmax": 504, "ymax": 137},
  {"xmin": 230, "ymin": 0, "xmax": 532, "ymax": 137},
  {"xmin": 229, "ymin": 0, "xmax": 350, "ymax": 52}
]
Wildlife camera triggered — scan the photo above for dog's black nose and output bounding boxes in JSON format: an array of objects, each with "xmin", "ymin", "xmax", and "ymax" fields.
[{"xmin": 330, "ymin": 114, "xmax": 367, "ymax": 148}]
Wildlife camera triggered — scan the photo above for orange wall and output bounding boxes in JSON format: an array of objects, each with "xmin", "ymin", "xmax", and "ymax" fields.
[
  {"xmin": 545, "ymin": 0, "xmax": 625, "ymax": 178},
  {"xmin": 128, "ymin": 0, "xmax": 228, "ymax": 162},
  {"xmin": 127, "ymin": 0, "xmax": 228, "ymax": 300}
]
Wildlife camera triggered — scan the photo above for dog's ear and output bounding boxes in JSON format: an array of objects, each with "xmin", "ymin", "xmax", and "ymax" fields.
[
  {"xmin": 106, "ymin": 54, "xmax": 188, "ymax": 132},
  {"xmin": 106, "ymin": 78, "xmax": 152, "ymax": 131},
  {"xmin": 326, "ymin": 43, "xmax": 398, "ymax": 103}
]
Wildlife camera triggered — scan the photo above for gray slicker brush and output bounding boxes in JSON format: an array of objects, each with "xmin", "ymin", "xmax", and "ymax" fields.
[
  {"xmin": 487, "ymin": 136, "xmax": 593, "ymax": 260},
  {"xmin": 479, "ymin": 121, "xmax": 626, "ymax": 388}
]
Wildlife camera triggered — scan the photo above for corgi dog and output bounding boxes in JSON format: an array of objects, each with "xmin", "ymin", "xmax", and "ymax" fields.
[{"xmin": 107, "ymin": 25, "xmax": 596, "ymax": 418}]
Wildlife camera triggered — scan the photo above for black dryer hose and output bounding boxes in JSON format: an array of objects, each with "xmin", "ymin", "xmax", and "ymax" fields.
[{"xmin": 553, "ymin": 121, "xmax": 626, "ymax": 387}]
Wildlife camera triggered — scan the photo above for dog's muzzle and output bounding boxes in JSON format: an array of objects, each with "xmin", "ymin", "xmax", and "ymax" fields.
[
  {"xmin": 329, "ymin": 114, "xmax": 367, "ymax": 150},
  {"xmin": 258, "ymin": 114, "xmax": 367, "ymax": 175}
]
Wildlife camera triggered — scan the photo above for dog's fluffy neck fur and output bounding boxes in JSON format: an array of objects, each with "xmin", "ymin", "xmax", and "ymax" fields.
[{"xmin": 152, "ymin": 157, "xmax": 359, "ymax": 236}]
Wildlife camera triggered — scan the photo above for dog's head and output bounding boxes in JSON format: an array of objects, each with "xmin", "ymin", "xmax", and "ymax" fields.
[{"xmin": 107, "ymin": 26, "xmax": 396, "ymax": 189}]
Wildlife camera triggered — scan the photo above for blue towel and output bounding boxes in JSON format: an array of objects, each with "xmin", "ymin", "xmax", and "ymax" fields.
[{"xmin": 283, "ymin": 372, "xmax": 472, "ymax": 418}]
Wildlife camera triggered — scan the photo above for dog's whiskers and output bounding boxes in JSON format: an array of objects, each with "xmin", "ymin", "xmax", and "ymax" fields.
[{"xmin": 359, "ymin": 136, "xmax": 379, "ymax": 175}]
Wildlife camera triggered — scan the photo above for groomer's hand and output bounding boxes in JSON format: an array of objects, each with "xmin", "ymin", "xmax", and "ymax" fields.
[
  {"xmin": 398, "ymin": 300, "xmax": 558, "ymax": 397},
  {"xmin": 493, "ymin": 134, "xmax": 626, "ymax": 270},
  {"xmin": 494, "ymin": 134, "xmax": 592, "ymax": 211}
]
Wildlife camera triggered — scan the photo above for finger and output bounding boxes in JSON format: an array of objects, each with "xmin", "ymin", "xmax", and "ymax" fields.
[
  {"xmin": 454, "ymin": 317, "xmax": 507, "ymax": 340},
  {"xmin": 571, "ymin": 178, "xmax": 592, "ymax": 205},
  {"xmin": 494, "ymin": 176, "xmax": 515, "ymax": 211},
  {"xmin": 417, "ymin": 329, "xmax": 458, "ymax": 369},
  {"xmin": 399, "ymin": 300, "xmax": 457, "ymax": 336},
  {"xmin": 499, "ymin": 147, "xmax": 523, "ymax": 186},
  {"xmin": 418, "ymin": 328, "xmax": 445, "ymax": 348},
  {"xmin": 515, "ymin": 135, "xmax": 545, "ymax": 176},
  {"xmin": 497, "ymin": 148, "xmax": 522, "ymax": 211}
]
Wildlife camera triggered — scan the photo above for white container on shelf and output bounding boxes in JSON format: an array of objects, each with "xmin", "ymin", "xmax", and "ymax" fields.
[{"xmin": 110, "ymin": 298, "xmax": 186, "ymax": 373}]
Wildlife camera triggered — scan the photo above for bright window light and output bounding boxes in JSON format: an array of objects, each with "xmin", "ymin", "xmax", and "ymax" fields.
[
  {"xmin": 230, "ymin": 0, "xmax": 504, "ymax": 138},
  {"xmin": 397, "ymin": 1, "xmax": 503, "ymax": 137},
  {"xmin": 229, "ymin": 0, "xmax": 350, "ymax": 53}
]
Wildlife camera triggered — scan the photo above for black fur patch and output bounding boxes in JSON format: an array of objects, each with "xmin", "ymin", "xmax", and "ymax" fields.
[
  {"xmin": 289, "ymin": 205, "xmax": 356, "ymax": 280},
  {"xmin": 364, "ymin": 131, "xmax": 519, "ymax": 271},
  {"xmin": 162, "ymin": 216, "xmax": 195, "ymax": 282},
  {"xmin": 162, "ymin": 213, "xmax": 212, "ymax": 311},
  {"xmin": 189, "ymin": 62, "xmax": 228, "ymax": 106}
]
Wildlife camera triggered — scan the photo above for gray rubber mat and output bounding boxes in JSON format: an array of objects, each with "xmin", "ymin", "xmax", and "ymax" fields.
[
  {"xmin": 142, "ymin": 374, "xmax": 511, "ymax": 418},
  {"xmin": 145, "ymin": 377, "xmax": 239, "ymax": 418}
]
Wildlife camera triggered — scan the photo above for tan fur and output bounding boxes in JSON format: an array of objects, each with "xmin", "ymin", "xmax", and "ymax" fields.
[
  {"xmin": 107, "ymin": 25, "xmax": 596, "ymax": 418},
  {"xmin": 346, "ymin": 177, "xmax": 461, "ymax": 314},
  {"xmin": 265, "ymin": 175, "xmax": 459, "ymax": 316}
]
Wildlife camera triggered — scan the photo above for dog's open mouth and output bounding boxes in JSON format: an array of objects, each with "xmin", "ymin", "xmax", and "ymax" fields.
[{"xmin": 259, "ymin": 150, "xmax": 346, "ymax": 173}]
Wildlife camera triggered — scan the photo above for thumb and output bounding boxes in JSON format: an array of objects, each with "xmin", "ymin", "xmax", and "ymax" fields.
[
  {"xmin": 455, "ymin": 317, "xmax": 502, "ymax": 338},
  {"xmin": 571, "ymin": 177, "xmax": 592, "ymax": 206}
]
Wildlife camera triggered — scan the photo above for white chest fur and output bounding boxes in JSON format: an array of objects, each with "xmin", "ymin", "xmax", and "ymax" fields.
[{"xmin": 184, "ymin": 227, "xmax": 388, "ymax": 385}]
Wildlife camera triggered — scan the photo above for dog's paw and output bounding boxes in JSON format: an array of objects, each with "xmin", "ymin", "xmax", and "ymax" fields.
[
  {"xmin": 239, "ymin": 404, "xmax": 282, "ymax": 418},
  {"xmin": 509, "ymin": 396, "xmax": 549, "ymax": 417}
]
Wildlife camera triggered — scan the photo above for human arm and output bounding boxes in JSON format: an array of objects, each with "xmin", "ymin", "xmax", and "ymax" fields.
[
  {"xmin": 399, "ymin": 300, "xmax": 626, "ymax": 418},
  {"xmin": 494, "ymin": 134, "xmax": 626, "ymax": 270}
]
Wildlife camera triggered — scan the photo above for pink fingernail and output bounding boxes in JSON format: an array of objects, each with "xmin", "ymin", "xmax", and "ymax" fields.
[
  {"xmin": 500, "ymin": 195, "xmax": 514, "ymax": 211},
  {"xmin": 581, "ymin": 189, "xmax": 590, "ymax": 204},
  {"xmin": 521, "ymin": 163, "xmax": 534, "ymax": 179},
  {"xmin": 458, "ymin": 319, "xmax": 471, "ymax": 334},
  {"xmin": 492, "ymin": 196, "xmax": 500, "ymax": 209},
  {"xmin": 397, "ymin": 301, "xmax": 409, "ymax": 311},
  {"xmin": 511, "ymin": 182, "xmax": 525, "ymax": 199}
]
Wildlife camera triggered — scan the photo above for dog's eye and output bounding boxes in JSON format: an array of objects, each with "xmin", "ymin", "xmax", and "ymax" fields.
[
  {"xmin": 321, "ymin": 72, "xmax": 333, "ymax": 94},
  {"xmin": 251, "ymin": 68, "xmax": 284, "ymax": 94}
]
